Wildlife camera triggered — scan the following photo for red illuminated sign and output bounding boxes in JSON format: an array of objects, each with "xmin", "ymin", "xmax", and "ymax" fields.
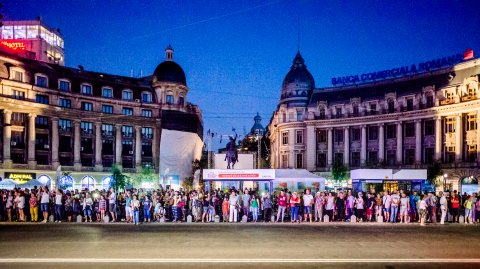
[{"xmin": 1, "ymin": 40, "xmax": 26, "ymax": 51}]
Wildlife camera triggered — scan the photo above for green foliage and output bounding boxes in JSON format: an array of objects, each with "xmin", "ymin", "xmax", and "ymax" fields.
[
  {"xmin": 132, "ymin": 166, "xmax": 156, "ymax": 188},
  {"xmin": 427, "ymin": 161, "xmax": 443, "ymax": 185},
  {"xmin": 331, "ymin": 156, "xmax": 348, "ymax": 181},
  {"xmin": 110, "ymin": 164, "xmax": 129, "ymax": 191},
  {"xmin": 182, "ymin": 176, "xmax": 194, "ymax": 192}
]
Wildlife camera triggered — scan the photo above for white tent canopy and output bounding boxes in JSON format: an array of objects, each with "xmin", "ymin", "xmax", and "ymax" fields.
[
  {"xmin": 0, "ymin": 179, "xmax": 20, "ymax": 190},
  {"xmin": 274, "ymin": 169, "xmax": 325, "ymax": 181},
  {"xmin": 17, "ymin": 178, "xmax": 49, "ymax": 189},
  {"xmin": 351, "ymin": 169, "xmax": 427, "ymax": 181}
]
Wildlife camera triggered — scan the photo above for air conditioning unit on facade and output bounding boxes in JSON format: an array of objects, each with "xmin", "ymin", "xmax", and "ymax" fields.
[
  {"xmin": 10, "ymin": 141, "xmax": 16, "ymax": 146},
  {"xmin": 44, "ymin": 145, "xmax": 50, "ymax": 149},
  {"xmin": 81, "ymin": 147, "xmax": 84, "ymax": 151},
  {"xmin": 128, "ymin": 151, "xmax": 134, "ymax": 154},
  {"xmin": 135, "ymin": 99, "xmax": 140, "ymax": 103}
]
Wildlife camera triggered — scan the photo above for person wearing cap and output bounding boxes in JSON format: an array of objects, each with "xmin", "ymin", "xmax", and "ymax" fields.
[{"xmin": 290, "ymin": 192, "xmax": 300, "ymax": 223}]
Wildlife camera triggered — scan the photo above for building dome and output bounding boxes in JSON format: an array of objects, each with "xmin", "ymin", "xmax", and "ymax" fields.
[
  {"xmin": 280, "ymin": 51, "xmax": 315, "ymax": 106},
  {"xmin": 153, "ymin": 45, "xmax": 187, "ymax": 86},
  {"xmin": 250, "ymin": 112, "xmax": 265, "ymax": 135}
]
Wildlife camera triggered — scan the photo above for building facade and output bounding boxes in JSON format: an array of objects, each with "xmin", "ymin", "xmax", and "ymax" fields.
[
  {"xmin": 268, "ymin": 51, "xmax": 480, "ymax": 193},
  {"xmin": 0, "ymin": 41, "xmax": 203, "ymax": 190}
]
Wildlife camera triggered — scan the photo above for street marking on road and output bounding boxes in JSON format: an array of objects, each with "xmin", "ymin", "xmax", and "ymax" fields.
[{"xmin": 0, "ymin": 258, "xmax": 479, "ymax": 263}]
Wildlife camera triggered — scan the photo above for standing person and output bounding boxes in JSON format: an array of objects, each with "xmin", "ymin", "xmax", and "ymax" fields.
[
  {"xmin": 375, "ymin": 193, "xmax": 383, "ymax": 221},
  {"xmin": 108, "ymin": 188, "xmax": 117, "ymax": 222},
  {"xmin": 54, "ymin": 188, "xmax": 63, "ymax": 222},
  {"xmin": 222, "ymin": 196, "xmax": 229, "ymax": 222},
  {"xmin": 419, "ymin": 194, "xmax": 427, "ymax": 226},
  {"xmin": 390, "ymin": 190, "xmax": 400, "ymax": 223},
  {"xmin": 276, "ymin": 190, "xmax": 287, "ymax": 223},
  {"xmin": 428, "ymin": 192, "xmax": 438, "ymax": 223},
  {"xmin": 355, "ymin": 192, "xmax": 365, "ymax": 222},
  {"xmin": 314, "ymin": 192, "xmax": 325, "ymax": 222},
  {"xmin": 15, "ymin": 191, "xmax": 25, "ymax": 222},
  {"xmin": 325, "ymin": 192, "xmax": 335, "ymax": 222},
  {"xmin": 345, "ymin": 191, "xmax": 355, "ymax": 221},
  {"xmin": 302, "ymin": 189, "xmax": 314, "ymax": 223},
  {"xmin": 99, "ymin": 195, "xmax": 107, "ymax": 222},
  {"xmin": 475, "ymin": 195, "xmax": 480, "ymax": 223},
  {"xmin": 439, "ymin": 191, "xmax": 447, "ymax": 225},
  {"xmin": 262, "ymin": 193, "xmax": 272, "ymax": 222},
  {"xmin": 464, "ymin": 195, "xmax": 474, "ymax": 225},
  {"xmin": 410, "ymin": 191, "xmax": 419, "ymax": 222},
  {"xmin": 242, "ymin": 190, "xmax": 251, "ymax": 220},
  {"xmin": 366, "ymin": 193, "xmax": 375, "ymax": 222},
  {"xmin": 335, "ymin": 192, "xmax": 345, "ymax": 222},
  {"xmin": 383, "ymin": 191, "xmax": 391, "ymax": 222},
  {"xmin": 124, "ymin": 191, "xmax": 133, "ymax": 223},
  {"xmin": 251, "ymin": 194, "xmax": 260, "ymax": 222},
  {"xmin": 228, "ymin": 190, "xmax": 239, "ymax": 223},
  {"xmin": 143, "ymin": 195, "xmax": 152, "ymax": 223},
  {"xmin": 29, "ymin": 193, "xmax": 38, "ymax": 222},
  {"xmin": 6, "ymin": 191, "xmax": 13, "ymax": 222},
  {"xmin": 399, "ymin": 192, "xmax": 410, "ymax": 223},
  {"xmin": 450, "ymin": 192, "xmax": 460, "ymax": 223},
  {"xmin": 289, "ymin": 192, "xmax": 300, "ymax": 223},
  {"xmin": 40, "ymin": 187, "xmax": 50, "ymax": 223},
  {"xmin": 82, "ymin": 193, "xmax": 94, "ymax": 222},
  {"xmin": 132, "ymin": 195, "xmax": 140, "ymax": 225},
  {"xmin": 64, "ymin": 193, "xmax": 73, "ymax": 222}
]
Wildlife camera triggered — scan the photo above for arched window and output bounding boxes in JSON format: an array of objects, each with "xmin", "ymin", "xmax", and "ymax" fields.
[
  {"xmin": 122, "ymin": 89, "xmax": 133, "ymax": 100},
  {"xmin": 59, "ymin": 175, "xmax": 73, "ymax": 191},
  {"xmin": 102, "ymin": 176, "xmax": 112, "ymax": 190},
  {"xmin": 387, "ymin": 99, "xmax": 395, "ymax": 113},
  {"xmin": 178, "ymin": 96, "xmax": 185, "ymax": 106},
  {"xmin": 81, "ymin": 175, "xmax": 95, "ymax": 191},
  {"xmin": 142, "ymin": 91, "xmax": 152, "ymax": 103},
  {"xmin": 37, "ymin": 175, "xmax": 51, "ymax": 185},
  {"xmin": 166, "ymin": 94, "xmax": 174, "ymax": 104}
]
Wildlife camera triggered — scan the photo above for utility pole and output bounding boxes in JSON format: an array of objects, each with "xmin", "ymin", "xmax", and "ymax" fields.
[{"xmin": 256, "ymin": 129, "xmax": 263, "ymax": 169}]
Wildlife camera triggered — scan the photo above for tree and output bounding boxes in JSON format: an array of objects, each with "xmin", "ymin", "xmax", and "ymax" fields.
[
  {"xmin": 331, "ymin": 157, "xmax": 348, "ymax": 181},
  {"xmin": 110, "ymin": 164, "xmax": 129, "ymax": 192},
  {"xmin": 132, "ymin": 166, "xmax": 156, "ymax": 189},
  {"xmin": 427, "ymin": 161, "xmax": 443, "ymax": 186}
]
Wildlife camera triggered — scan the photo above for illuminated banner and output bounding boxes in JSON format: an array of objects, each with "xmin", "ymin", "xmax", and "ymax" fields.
[
  {"xmin": 331, "ymin": 54, "xmax": 464, "ymax": 86},
  {"xmin": 0, "ymin": 40, "xmax": 26, "ymax": 51},
  {"xmin": 4, "ymin": 172, "xmax": 36, "ymax": 183},
  {"xmin": 203, "ymin": 169, "xmax": 275, "ymax": 181}
]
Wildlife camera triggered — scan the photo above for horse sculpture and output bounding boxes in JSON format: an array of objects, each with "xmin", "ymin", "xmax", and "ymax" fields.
[{"xmin": 225, "ymin": 134, "xmax": 238, "ymax": 169}]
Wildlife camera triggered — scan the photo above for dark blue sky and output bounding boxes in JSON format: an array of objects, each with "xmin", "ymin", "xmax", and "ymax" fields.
[{"xmin": 5, "ymin": 0, "xmax": 480, "ymax": 149}]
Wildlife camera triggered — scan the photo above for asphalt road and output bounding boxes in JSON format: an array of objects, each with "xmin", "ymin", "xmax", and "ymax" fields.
[{"xmin": 0, "ymin": 222, "xmax": 479, "ymax": 269}]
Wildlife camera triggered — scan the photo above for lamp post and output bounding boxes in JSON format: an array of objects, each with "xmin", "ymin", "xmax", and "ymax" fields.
[
  {"xmin": 255, "ymin": 129, "xmax": 263, "ymax": 169},
  {"xmin": 443, "ymin": 173, "xmax": 448, "ymax": 192}
]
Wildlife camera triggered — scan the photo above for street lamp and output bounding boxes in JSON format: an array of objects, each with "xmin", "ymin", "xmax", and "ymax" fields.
[
  {"xmin": 255, "ymin": 129, "xmax": 263, "ymax": 169},
  {"xmin": 443, "ymin": 173, "xmax": 448, "ymax": 192}
]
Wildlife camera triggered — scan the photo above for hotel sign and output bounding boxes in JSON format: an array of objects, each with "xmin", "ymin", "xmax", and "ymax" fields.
[
  {"xmin": 331, "ymin": 54, "xmax": 464, "ymax": 86},
  {"xmin": 0, "ymin": 40, "xmax": 26, "ymax": 51},
  {"xmin": 5, "ymin": 172, "xmax": 36, "ymax": 183}
]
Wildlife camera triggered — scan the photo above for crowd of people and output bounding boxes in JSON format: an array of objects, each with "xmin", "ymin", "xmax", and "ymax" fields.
[{"xmin": 0, "ymin": 185, "xmax": 479, "ymax": 226}]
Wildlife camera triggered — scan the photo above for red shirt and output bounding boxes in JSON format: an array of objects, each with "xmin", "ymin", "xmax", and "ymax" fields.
[
  {"xmin": 451, "ymin": 196, "xmax": 459, "ymax": 209},
  {"xmin": 278, "ymin": 195, "xmax": 287, "ymax": 207},
  {"xmin": 290, "ymin": 196, "xmax": 300, "ymax": 207}
]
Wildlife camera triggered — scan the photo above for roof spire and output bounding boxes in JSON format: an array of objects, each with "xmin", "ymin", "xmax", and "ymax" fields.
[{"xmin": 165, "ymin": 44, "xmax": 174, "ymax": 61}]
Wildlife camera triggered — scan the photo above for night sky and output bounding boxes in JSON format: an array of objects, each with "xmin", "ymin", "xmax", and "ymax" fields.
[{"xmin": 4, "ymin": 0, "xmax": 480, "ymax": 149}]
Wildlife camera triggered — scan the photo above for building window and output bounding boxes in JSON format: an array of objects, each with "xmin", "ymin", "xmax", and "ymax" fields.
[
  {"xmin": 122, "ymin": 89, "xmax": 133, "ymax": 100},
  {"xmin": 388, "ymin": 100, "xmax": 395, "ymax": 113},
  {"xmin": 35, "ymin": 116, "xmax": 48, "ymax": 128},
  {"xmin": 467, "ymin": 114, "xmax": 477, "ymax": 131},
  {"xmin": 424, "ymin": 120, "xmax": 435, "ymax": 136},
  {"xmin": 317, "ymin": 130, "xmax": 327, "ymax": 143},
  {"xmin": 319, "ymin": 108, "xmax": 325, "ymax": 119},
  {"xmin": 11, "ymin": 112, "xmax": 25, "ymax": 125},
  {"xmin": 467, "ymin": 145, "xmax": 477, "ymax": 162},
  {"xmin": 296, "ymin": 153, "xmax": 303, "ymax": 169},
  {"xmin": 102, "ymin": 124, "xmax": 113, "ymax": 136},
  {"xmin": 406, "ymin": 98, "xmax": 414, "ymax": 111},
  {"xmin": 445, "ymin": 118, "xmax": 455, "ymax": 133},
  {"xmin": 425, "ymin": 148, "xmax": 434, "ymax": 164},
  {"xmin": 334, "ymin": 153, "xmax": 344, "ymax": 165},
  {"xmin": 445, "ymin": 147, "xmax": 455, "ymax": 163},
  {"xmin": 81, "ymin": 84, "xmax": 93, "ymax": 95},
  {"xmin": 317, "ymin": 153, "xmax": 326, "ymax": 168},
  {"xmin": 80, "ymin": 121, "xmax": 93, "ymax": 134},
  {"xmin": 81, "ymin": 102, "xmax": 93, "ymax": 111},
  {"xmin": 102, "ymin": 87, "xmax": 113, "ymax": 98},
  {"xmin": 59, "ymin": 98, "xmax": 71, "ymax": 108},
  {"xmin": 351, "ymin": 128, "xmax": 360, "ymax": 141},
  {"xmin": 59, "ymin": 119, "xmax": 72, "ymax": 132},
  {"xmin": 36, "ymin": 94, "xmax": 49, "ymax": 104},
  {"xmin": 404, "ymin": 149, "xmax": 415, "ymax": 165},
  {"xmin": 102, "ymin": 105, "xmax": 113, "ymax": 114},
  {"xmin": 59, "ymin": 80, "xmax": 71, "ymax": 92},
  {"xmin": 122, "ymin": 107, "xmax": 133, "ymax": 116},
  {"xmin": 141, "ymin": 109, "xmax": 152, "ymax": 118},
  {"xmin": 335, "ymin": 107, "xmax": 342, "ymax": 118},
  {"xmin": 351, "ymin": 152, "xmax": 360, "ymax": 167},
  {"xmin": 368, "ymin": 151, "xmax": 378, "ymax": 164},
  {"xmin": 296, "ymin": 130, "xmax": 303, "ymax": 144},
  {"xmin": 386, "ymin": 124, "xmax": 396, "ymax": 139},
  {"xmin": 445, "ymin": 91, "xmax": 454, "ymax": 102},
  {"xmin": 352, "ymin": 104, "xmax": 359, "ymax": 116},
  {"xmin": 12, "ymin": 70, "xmax": 24, "ymax": 82},
  {"xmin": 405, "ymin": 122, "xmax": 415, "ymax": 137},
  {"xmin": 296, "ymin": 111, "xmax": 303, "ymax": 121},
  {"xmin": 178, "ymin": 96, "xmax": 185, "ymax": 106},
  {"xmin": 334, "ymin": 129, "xmax": 343, "ymax": 143},
  {"xmin": 142, "ymin": 92, "xmax": 152, "ymax": 103},
  {"xmin": 281, "ymin": 155, "xmax": 288, "ymax": 168},
  {"xmin": 142, "ymin": 127, "xmax": 153, "ymax": 139},
  {"xmin": 282, "ymin": 113, "xmax": 286, "ymax": 123},
  {"xmin": 369, "ymin": 103, "xmax": 377, "ymax": 115},
  {"xmin": 282, "ymin": 132, "xmax": 288, "ymax": 145},
  {"xmin": 35, "ymin": 75, "xmax": 48, "ymax": 87},
  {"xmin": 426, "ymin": 94, "xmax": 434, "ymax": 108},
  {"xmin": 166, "ymin": 95, "xmax": 174, "ymax": 104},
  {"xmin": 122, "ymin": 126, "xmax": 133, "ymax": 138},
  {"xmin": 12, "ymin": 90, "xmax": 25, "ymax": 100},
  {"xmin": 368, "ymin": 126, "xmax": 378, "ymax": 140},
  {"xmin": 387, "ymin": 150, "xmax": 396, "ymax": 165}
]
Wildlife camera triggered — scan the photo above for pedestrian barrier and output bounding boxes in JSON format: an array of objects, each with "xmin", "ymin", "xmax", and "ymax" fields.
[
  {"xmin": 377, "ymin": 216, "xmax": 383, "ymax": 223},
  {"xmin": 350, "ymin": 216, "xmax": 357, "ymax": 223},
  {"xmin": 214, "ymin": 215, "xmax": 220, "ymax": 223},
  {"xmin": 323, "ymin": 215, "xmax": 329, "ymax": 222},
  {"xmin": 186, "ymin": 215, "xmax": 192, "ymax": 223}
]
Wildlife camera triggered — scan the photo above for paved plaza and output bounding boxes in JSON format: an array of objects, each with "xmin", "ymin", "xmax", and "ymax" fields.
[{"xmin": 0, "ymin": 223, "xmax": 479, "ymax": 269}]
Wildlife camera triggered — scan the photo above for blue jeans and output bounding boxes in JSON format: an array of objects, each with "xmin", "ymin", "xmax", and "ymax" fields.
[
  {"xmin": 346, "ymin": 208, "xmax": 354, "ymax": 221},
  {"xmin": 172, "ymin": 206, "xmax": 178, "ymax": 221},
  {"xmin": 143, "ymin": 208, "xmax": 150, "ymax": 220},
  {"xmin": 291, "ymin": 206, "xmax": 299, "ymax": 221},
  {"xmin": 133, "ymin": 209, "xmax": 139, "ymax": 224},
  {"xmin": 390, "ymin": 206, "xmax": 399, "ymax": 223},
  {"xmin": 55, "ymin": 205, "xmax": 63, "ymax": 221},
  {"xmin": 251, "ymin": 207, "xmax": 259, "ymax": 221},
  {"xmin": 84, "ymin": 206, "xmax": 92, "ymax": 218}
]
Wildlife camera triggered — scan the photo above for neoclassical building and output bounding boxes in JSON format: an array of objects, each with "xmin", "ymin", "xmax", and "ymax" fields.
[
  {"xmin": 268, "ymin": 51, "xmax": 480, "ymax": 193},
  {"xmin": 0, "ymin": 40, "xmax": 203, "ymax": 189}
]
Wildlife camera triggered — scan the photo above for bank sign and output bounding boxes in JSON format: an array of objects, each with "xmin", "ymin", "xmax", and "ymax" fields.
[{"xmin": 331, "ymin": 54, "xmax": 464, "ymax": 86}]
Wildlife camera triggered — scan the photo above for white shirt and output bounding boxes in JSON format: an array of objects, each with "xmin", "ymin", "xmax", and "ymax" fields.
[
  {"xmin": 17, "ymin": 196, "xmax": 25, "ymax": 209},
  {"xmin": 40, "ymin": 192, "xmax": 50, "ymax": 203},
  {"xmin": 303, "ymin": 194, "xmax": 314, "ymax": 206},
  {"xmin": 440, "ymin": 196, "xmax": 447, "ymax": 209},
  {"xmin": 326, "ymin": 197, "xmax": 335, "ymax": 210},
  {"xmin": 355, "ymin": 197, "xmax": 364, "ymax": 209},
  {"xmin": 55, "ymin": 194, "xmax": 63, "ymax": 205},
  {"xmin": 229, "ymin": 195, "xmax": 239, "ymax": 206},
  {"xmin": 419, "ymin": 199, "xmax": 427, "ymax": 210},
  {"xmin": 383, "ymin": 195, "xmax": 391, "ymax": 207}
]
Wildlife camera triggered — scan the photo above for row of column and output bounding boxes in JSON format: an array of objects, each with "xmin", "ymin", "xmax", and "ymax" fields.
[
  {"xmin": 306, "ymin": 117, "xmax": 459, "ymax": 170},
  {"xmin": 2, "ymin": 110, "xmax": 148, "ymax": 171}
]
